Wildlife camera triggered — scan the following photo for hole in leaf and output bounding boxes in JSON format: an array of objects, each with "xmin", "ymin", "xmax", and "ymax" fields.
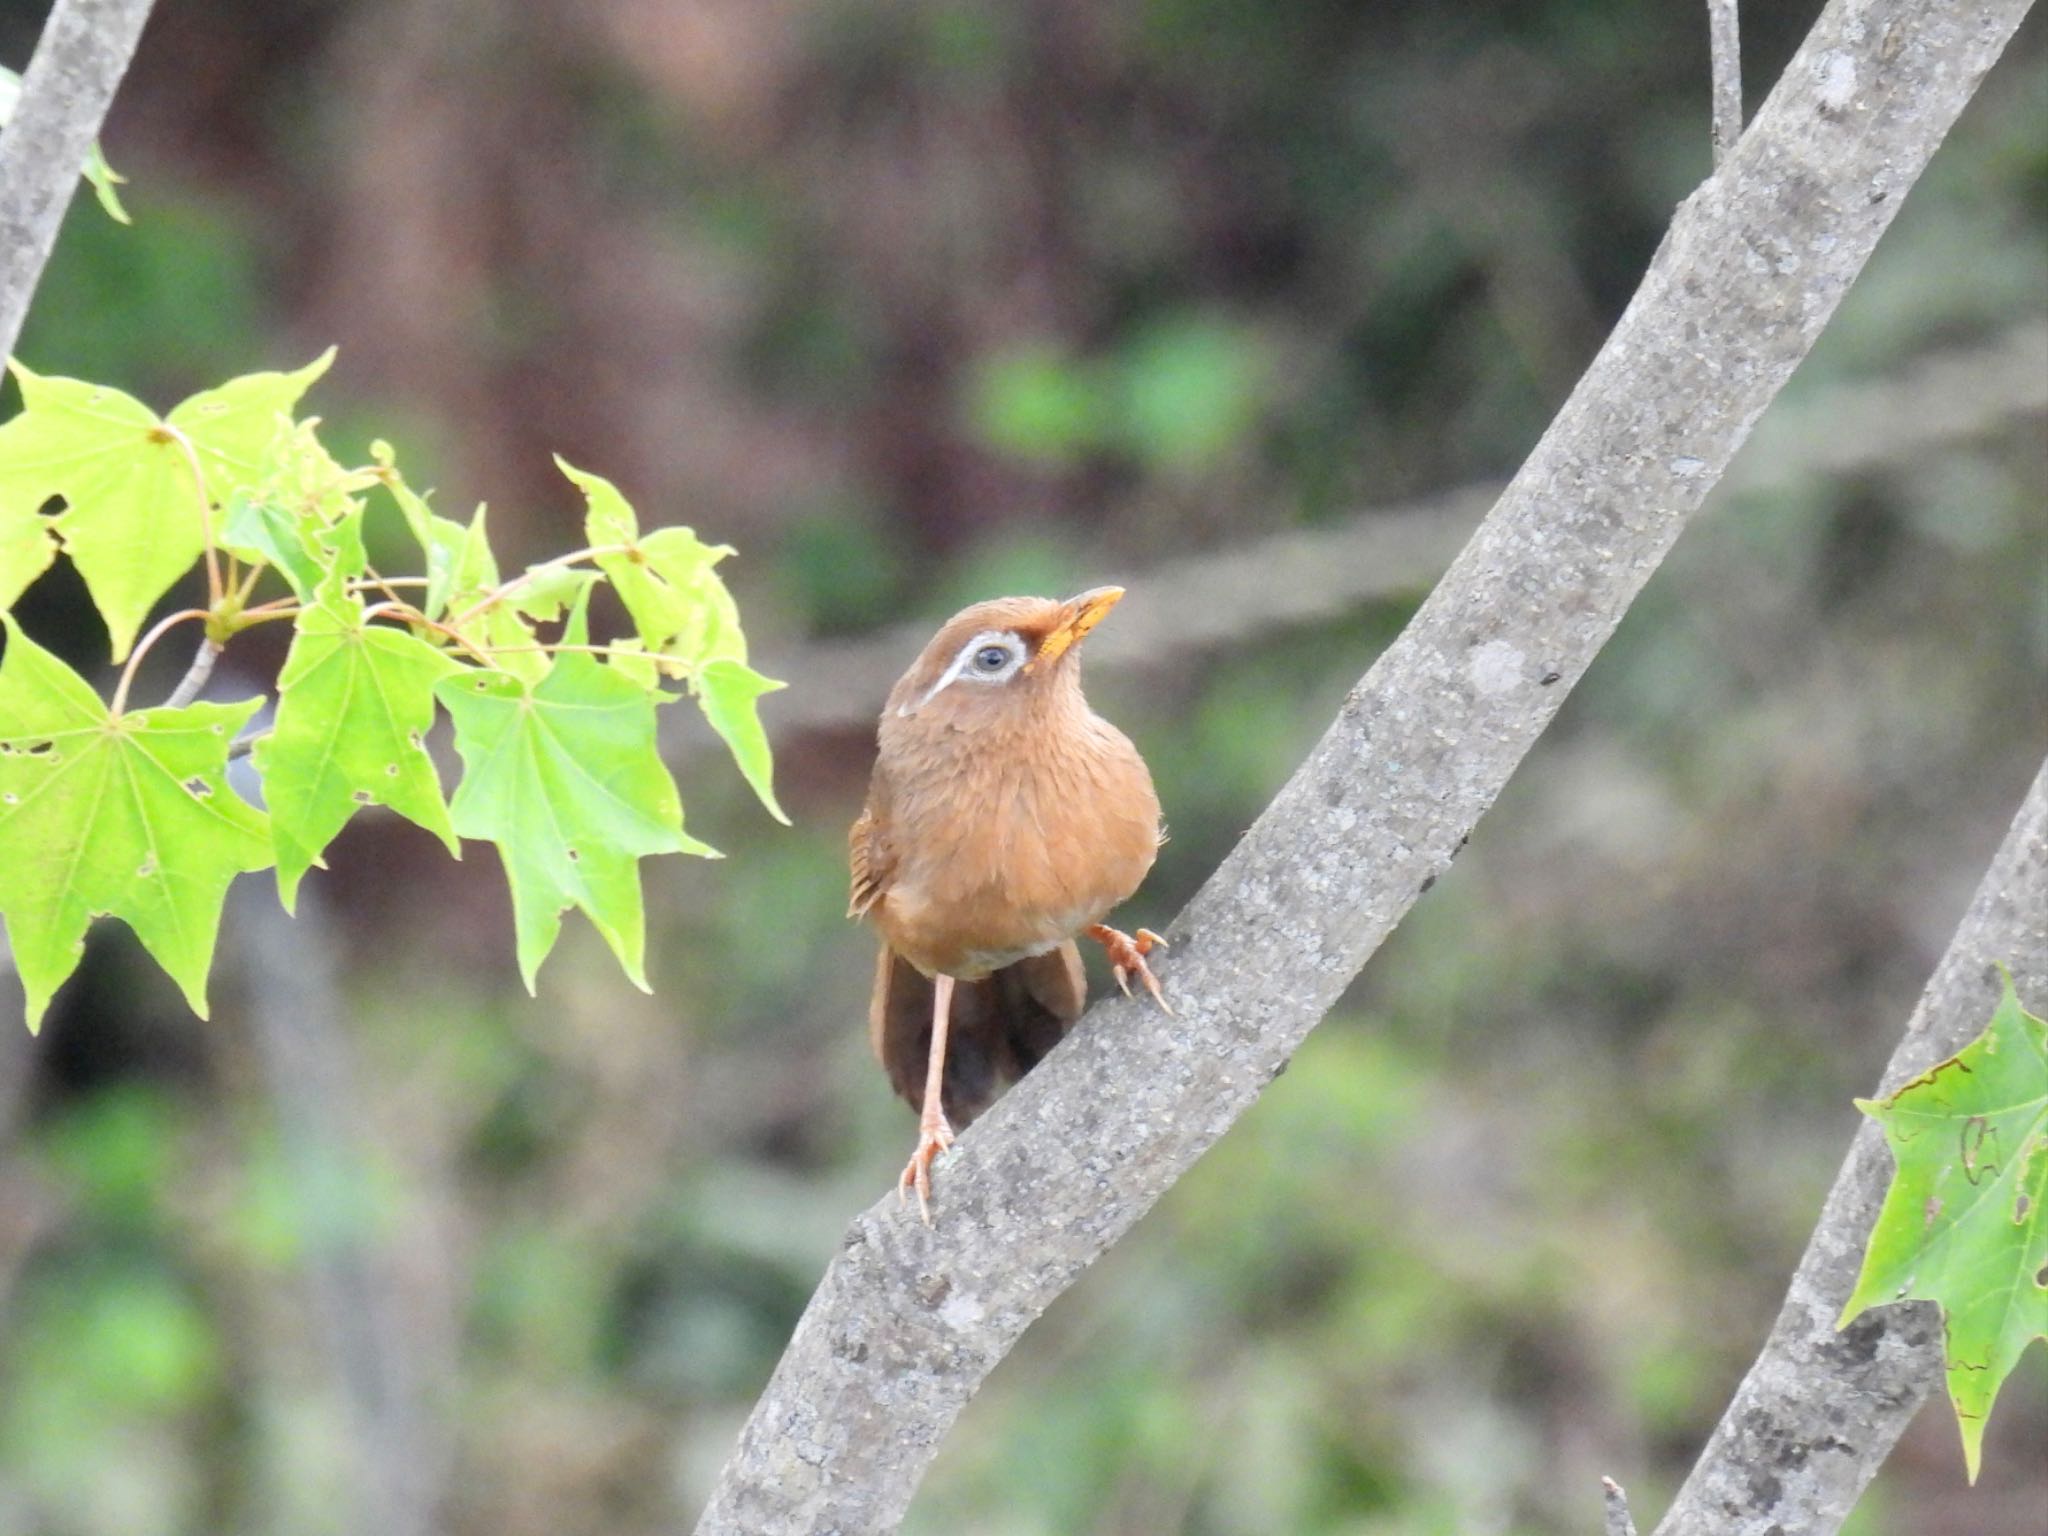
[
  {"xmin": 24, "ymin": 740, "xmax": 54, "ymax": 756},
  {"xmin": 2018, "ymin": 1193, "xmax": 2032, "ymax": 1224},
  {"xmin": 351, "ymin": 789, "xmax": 373, "ymax": 805},
  {"xmin": 566, "ymin": 848, "xmax": 579, "ymax": 862},
  {"xmin": 137, "ymin": 856, "xmax": 156, "ymax": 878},
  {"xmin": 385, "ymin": 763, "xmax": 399, "ymax": 776},
  {"xmin": 1, "ymin": 792, "xmax": 15, "ymax": 805},
  {"xmin": 408, "ymin": 731, "xmax": 423, "ymax": 748},
  {"xmin": 183, "ymin": 777, "xmax": 212, "ymax": 798}
]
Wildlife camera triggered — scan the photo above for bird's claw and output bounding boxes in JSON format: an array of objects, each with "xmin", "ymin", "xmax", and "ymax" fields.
[
  {"xmin": 898, "ymin": 1114, "xmax": 955, "ymax": 1224},
  {"xmin": 1089, "ymin": 924, "xmax": 1173, "ymax": 1015}
]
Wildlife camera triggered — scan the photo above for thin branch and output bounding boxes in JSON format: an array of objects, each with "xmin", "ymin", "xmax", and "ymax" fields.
[
  {"xmin": 692, "ymin": 1, "xmax": 2034, "ymax": 1530},
  {"xmin": 161, "ymin": 635, "xmax": 219, "ymax": 708},
  {"xmin": 0, "ymin": 0, "xmax": 158, "ymax": 365},
  {"xmin": 227, "ymin": 727, "xmax": 267, "ymax": 762},
  {"xmin": 1603, "ymin": 1478, "xmax": 1641, "ymax": 1536},
  {"xmin": 161, "ymin": 424, "xmax": 224, "ymax": 606},
  {"xmin": 1707, "ymin": 0, "xmax": 1743, "ymax": 167},
  {"xmin": 1648, "ymin": 757, "xmax": 2048, "ymax": 1532}
]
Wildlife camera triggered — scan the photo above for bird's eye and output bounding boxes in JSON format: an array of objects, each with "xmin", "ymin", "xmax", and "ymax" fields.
[{"xmin": 974, "ymin": 644, "xmax": 1011, "ymax": 672}]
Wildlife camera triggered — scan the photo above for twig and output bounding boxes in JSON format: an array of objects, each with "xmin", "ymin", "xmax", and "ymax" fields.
[
  {"xmin": 161, "ymin": 635, "xmax": 219, "ymax": 708},
  {"xmin": 692, "ymin": 2, "xmax": 2034, "ymax": 1530},
  {"xmin": 1649, "ymin": 757, "xmax": 2048, "ymax": 1532},
  {"xmin": 1707, "ymin": 0, "xmax": 1743, "ymax": 167},
  {"xmin": 226, "ymin": 727, "xmax": 268, "ymax": 761},
  {"xmin": 0, "ymin": 0, "xmax": 159, "ymax": 365},
  {"xmin": 1603, "ymin": 1477, "xmax": 1640, "ymax": 1536}
]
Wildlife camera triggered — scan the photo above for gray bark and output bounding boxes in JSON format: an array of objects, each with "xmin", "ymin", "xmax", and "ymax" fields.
[
  {"xmin": 0, "ymin": 0, "xmax": 156, "ymax": 366},
  {"xmin": 694, "ymin": 0, "xmax": 2034, "ymax": 1531},
  {"xmin": 1707, "ymin": 0, "xmax": 1744, "ymax": 166},
  {"xmin": 1649, "ymin": 759, "xmax": 2048, "ymax": 1532}
]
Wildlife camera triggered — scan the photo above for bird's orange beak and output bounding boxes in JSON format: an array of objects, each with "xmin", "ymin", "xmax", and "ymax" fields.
[{"xmin": 1032, "ymin": 585, "xmax": 1124, "ymax": 670}]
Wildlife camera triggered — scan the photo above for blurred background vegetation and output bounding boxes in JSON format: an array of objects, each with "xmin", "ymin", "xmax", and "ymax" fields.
[{"xmin": 0, "ymin": 0, "xmax": 2043, "ymax": 1533}]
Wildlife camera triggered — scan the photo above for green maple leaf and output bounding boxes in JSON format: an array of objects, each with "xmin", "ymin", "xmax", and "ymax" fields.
[
  {"xmin": 551, "ymin": 459, "xmax": 784, "ymax": 821},
  {"xmin": 697, "ymin": 658, "xmax": 789, "ymax": 824},
  {"xmin": 219, "ymin": 418, "xmax": 372, "ymax": 600},
  {"xmin": 0, "ymin": 353, "xmax": 333, "ymax": 660},
  {"xmin": 252, "ymin": 577, "xmax": 460, "ymax": 910},
  {"xmin": 372, "ymin": 444, "xmax": 497, "ymax": 625},
  {"xmin": 0, "ymin": 620, "xmax": 270, "ymax": 1030},
  {"xmin": 437, "ymin": 642, "xmax": 714, "ymax": 993},
  {"xmin": 556, "ymin": 457, "xmax": 742, "ymax": 665},
  {"xmin": 0, "ymin": 487, "xmax": 54, "ymax": 612},
  {"xmin": 1841, "ymin": 974, "xmax": 2048, "ymax": 1480}
]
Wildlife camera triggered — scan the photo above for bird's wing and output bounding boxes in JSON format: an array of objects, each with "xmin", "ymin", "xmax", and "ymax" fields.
[{"xmin": 848, "ymin": 803, "xmax": 893, "ymax": 918}]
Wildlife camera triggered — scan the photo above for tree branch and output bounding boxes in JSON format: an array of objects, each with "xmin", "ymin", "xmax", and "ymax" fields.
[
  {"xmin": 161, "ymin": 635, "xmax": 220, "ymax": 708},
  {"xmin": 1604, "ymin": 1477, "xmax": 1642, "ymax": 1536},
  {"xmin": 695, "ymin": 1, "xmax": 2033, "ymax": 1529},
  {"xmin": 0, "ymin": 0, "xmax": 155, "ymax": 365},
  {"xmin": 1707, "ymin": 0, "xmax": 1744, "ymax": 166},
  {"xmin": 1647, "ymin": 757, "xmax": 2048, "ymax": 1532}
]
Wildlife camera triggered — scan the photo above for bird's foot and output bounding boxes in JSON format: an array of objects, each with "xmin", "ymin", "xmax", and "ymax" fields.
[
  {"xmin": 898, "ymin": 1112, "xmax": 956, "ymax": 1225},
  {"xmin": 1086, "ymin": 923, "xmax": 1173, "ymax": 1014}
]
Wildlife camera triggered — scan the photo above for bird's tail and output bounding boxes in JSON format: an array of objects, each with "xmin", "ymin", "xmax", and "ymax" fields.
[{"xmin": 869, "ymin": 941, "xmax": 1087, "ymax": 1127}]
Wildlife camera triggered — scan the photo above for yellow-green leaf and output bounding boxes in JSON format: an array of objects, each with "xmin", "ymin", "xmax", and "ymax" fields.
[
  {"xmin": 437, "ymin": 652, "xmax": 713, "ymax": 993},
  {"xmin": 696, "ymin": 658, "xmax": 788, "ymax": 824},
  {"xmin": 0, "ymin": 353, "xmax": 333, "ymax": 659},
  {"xmin": 252, "ymin": 582, "xmax": 460, "ymax": 909},
  {"xmin": 0, "ymin": 492, "xmax": 54, "ymax": 611},
  {"xmin": 0, "ymin": 619, "xmax": 270, "ymax": 1030},
  {"xmin": 555, "ymin": 457, "xmax": 741, "ymax": 667}
]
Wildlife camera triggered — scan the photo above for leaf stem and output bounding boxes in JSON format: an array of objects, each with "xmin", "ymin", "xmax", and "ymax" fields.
[
  {"xmin": 109, "ymin": 608, "xmax": 210, "ymax": 716},
  {"xmin": 359, "ymin": 601, "xmax": 495, "ymax": 665},
  {"xmin": 483, "ymin": 641, "xmax": 692, "ymax": 672},
  {"xmin": 232, "ymin": 560, "xmax": 268, "ymax": 607},
  {"xmin": 161, "ymin": 425, "xmax": 224, "ymax": 608}
]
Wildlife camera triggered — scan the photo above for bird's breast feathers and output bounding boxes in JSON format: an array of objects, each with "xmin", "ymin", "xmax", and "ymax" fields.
[{"xmin": 870, "ymin": 722, "xmax": 1159, "ymax": 977}]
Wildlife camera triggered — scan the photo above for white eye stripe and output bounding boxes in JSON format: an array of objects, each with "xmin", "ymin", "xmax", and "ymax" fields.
[{"xmin": 900, "ymin": 629, "xmax": 1027, "ymax": 714}]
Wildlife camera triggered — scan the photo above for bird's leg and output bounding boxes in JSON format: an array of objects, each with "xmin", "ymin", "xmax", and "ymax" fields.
[
  {"xmin": 1086, "ymin": 923, "xmax": 1172, "ymax": 1014},
  {"xmin": 899, "ymin": 972, "xmax": 957, "ymax": 1223}
]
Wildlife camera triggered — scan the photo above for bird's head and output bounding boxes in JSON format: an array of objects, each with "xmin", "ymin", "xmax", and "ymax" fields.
[{"xmin": 886, "ymin": 586, "xmax": 1125, "ymax": 724}]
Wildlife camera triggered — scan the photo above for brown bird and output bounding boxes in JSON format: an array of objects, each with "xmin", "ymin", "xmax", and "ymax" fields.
[{"xmin": 849, "ymin": 586, "xmax": 1168, "ymax": 1219}]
